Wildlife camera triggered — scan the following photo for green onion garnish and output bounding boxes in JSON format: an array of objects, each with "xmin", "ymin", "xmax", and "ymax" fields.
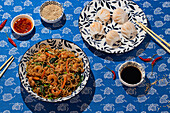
[
  {"xmin": 48, "ymin": 93, "xmax": 53, "ymax": 96},
  {"xmin": 48, "ymin": 97, "xmax": 53, "ymax": 100},
  {"xmin": 47, "ymin": 51, "xmax": 54, "ymax": 55},
  {"xmin": 48, "ymin": 83, "xmax": 50, "ymax": 87}
]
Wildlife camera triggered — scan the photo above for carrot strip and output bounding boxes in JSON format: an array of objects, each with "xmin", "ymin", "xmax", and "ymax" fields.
[
  {"xmin": 69, "ymin": 54, "xmax": 75, "ymax": 57},
  {"xmin": 58, "ymin": 53, "xmax": 61, "ymax": 58},
  {"xmin": 41, "ymin": 69, "xmax": 46, "ymax": 79},
  {"xmin": 33, "ymin": 77, "xmax": 40, "ymax": 80},
  {"xmin": 54, "ymin": 76, "xmax": 67, "ymax": 96},
  {"xmin": 49, "ymin": 64, "xmax": 55, "ymax": 69},
  {"xmin": 45, "ymin": 52, "xmax": 55, "ymax": 58},
  {"xmin": 45, "ymin": 52, "xmax": 50, "ymax": 57},
  {"xmin": 61, "ymin": 76, "xmax": 67, "ymax": 89}
]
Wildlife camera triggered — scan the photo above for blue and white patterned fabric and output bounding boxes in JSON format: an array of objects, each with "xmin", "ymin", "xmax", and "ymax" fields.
[{"xmin": 0, "ymin": 0, "xmax": 169, "ymax": 113}]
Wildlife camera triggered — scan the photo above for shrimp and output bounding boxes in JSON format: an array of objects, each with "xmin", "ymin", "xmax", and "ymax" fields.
[
  {"xmin": 35, "ymin": 87, "xmax": 41, "ymax": 94},
  {"xmin": 55, "ymin": 64, "xmax": 64, "ymax": 72},
  {"xmin": 74, "ymin": 58, "xmax": 82, "ymax": 62},
  {"xmin": 68, "ymin": 52, "xmax": 75, "ymax": 57},
  {"xmin": 72, "ymin": 63, "xmax": 80, "ymax": 72},
  {"xmin": 47, "ymin": 74, "xmax": 58, "ymax": 85},
  {"xmin": 35, "ymin": 54, "xmax": 46, "ymax": 62},
  {"xmin": 33, "ymin": 65, "xmax": 43, "ymax": 76},
  {"xmin": 51, "ymin": 87, "xmax": 60, "ymax": 97},
  {"xmin": 60, "ymin": 51, "xmax": 69, "ymax": 59},
  {"xmin": 51, "ymin": 75, "xmax": 67, "ymax": 97},
  {"xmin": 27, "ymin": 68, "xmax": 34, "ymax": 76},
  {"xmin": 28, "ymin": 77, "xmax": 35, "ymax": 87},
  {"xmin": 63, "ymin": 73, "xmax": 72, "ymax": 81}
]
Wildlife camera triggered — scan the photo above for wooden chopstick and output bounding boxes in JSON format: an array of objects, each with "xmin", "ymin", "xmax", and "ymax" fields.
[
  {"xmin": 141, "ymin": 24, "xmax": 170, "ymax": 47},
  {"xmin": 0, "ymin": 57, "xmax": 14, "ymax": 78},
  {"xmin": 135, "ymin": 21, "xmax": 170, "ymax": 53},
  {"xmin": 0, "ymin": 55, "xmax": 13, "ymax": 71}
]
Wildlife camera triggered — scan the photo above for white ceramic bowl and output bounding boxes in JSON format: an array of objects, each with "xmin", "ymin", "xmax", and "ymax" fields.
[
  {"xmin": 40, "ymin": 1, "xmax": 64, "ymax": 23},
  {"xmin": 11, "ymin": 14, "xmax": 34, "ymax": 36},
  {"xmin": 118, "ymin": 61, "xmax": 145, "ymax": 87}
]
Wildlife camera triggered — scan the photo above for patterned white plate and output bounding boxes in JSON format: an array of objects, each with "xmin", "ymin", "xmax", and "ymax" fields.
[
  {"xmin": 79, "ymin": 0, "xmax": 148, "ymax": 53},
  {"xmin": 19, "ymin": 39, "xmax": 90, "ymax": 102}
]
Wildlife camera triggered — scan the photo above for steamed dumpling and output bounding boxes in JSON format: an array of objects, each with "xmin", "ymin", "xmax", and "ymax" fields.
[
  {"xmin": 90, "ymin": 22, "xmax": 104, "ymax": 40},
  {"xmin": 106, "ymin": 30, "xmax": 121, "ymax": 48},
  {"xmin": 121, "ymin": 21, "xmax": 137, "ymax": 40},
  {"xmin": 112, "ymin": 8, "xmax": 128, "ymax": 24},
  {"xmin": 95, "ymin": 8, "xmax": 110, "ymax": 23}
]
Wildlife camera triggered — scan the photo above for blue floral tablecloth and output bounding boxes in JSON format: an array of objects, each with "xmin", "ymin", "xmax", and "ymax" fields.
[{"xmin": 0, "ymin": 0, "xmax": 169, "ymax": 113}]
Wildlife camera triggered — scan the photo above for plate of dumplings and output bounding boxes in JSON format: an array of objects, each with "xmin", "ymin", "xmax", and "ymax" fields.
[{"xmin": 79, "ymin": 0, "xmax": 148, "ymax": 53}]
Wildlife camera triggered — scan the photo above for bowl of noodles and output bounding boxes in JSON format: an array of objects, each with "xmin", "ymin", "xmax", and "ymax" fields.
[{"xmin": 19, "ymin": 39, "xmax": 90, "ymax": 102}]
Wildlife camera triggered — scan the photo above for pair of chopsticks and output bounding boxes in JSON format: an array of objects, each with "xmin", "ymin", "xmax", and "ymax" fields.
[
  {"xmin": 135, "ymin": 21, "xmax": 170, "ymax": 53},
  {"xmin": 0, "ymin": 56, "xmax": 14, "ymax": 78}
]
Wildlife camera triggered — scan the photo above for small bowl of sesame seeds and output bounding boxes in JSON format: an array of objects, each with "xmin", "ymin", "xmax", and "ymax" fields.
[{"xmin": 40, "ymin": 1, "xmax": 64, "ymax": 23}]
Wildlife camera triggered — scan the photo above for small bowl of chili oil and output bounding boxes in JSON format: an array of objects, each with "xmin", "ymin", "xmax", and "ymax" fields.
[{"xmin": 11, "ymin": 14, "xmax": 34, "ymax": 36}]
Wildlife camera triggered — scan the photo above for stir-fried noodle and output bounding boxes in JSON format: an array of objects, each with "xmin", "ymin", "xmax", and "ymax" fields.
[{"xmin": 26, "ymin": 45, "xmax": 84, "ymax": 99}]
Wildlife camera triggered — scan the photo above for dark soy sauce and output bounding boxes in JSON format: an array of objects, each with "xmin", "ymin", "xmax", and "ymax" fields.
[{"xmin": 121, "ymin": 66, "xmax": 142, "ymax": 84}]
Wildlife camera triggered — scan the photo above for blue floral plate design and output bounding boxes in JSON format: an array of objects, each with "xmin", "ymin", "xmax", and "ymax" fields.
[{"xmin": 79, "ymin": 0, "xmax": 148, "ymax": 53}]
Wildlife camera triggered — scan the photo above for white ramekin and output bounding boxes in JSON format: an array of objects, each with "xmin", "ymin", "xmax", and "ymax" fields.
[
  {"xmin": 11, "ymin": 14, "xmax": 34, "ymax": 36},
  {"xmin": 39, "ymin": 1, "xmax": 64, "ymax": 23},
  {"xmin": 118, "ymin": 61, "xmax": 145, "ymax": 87}
]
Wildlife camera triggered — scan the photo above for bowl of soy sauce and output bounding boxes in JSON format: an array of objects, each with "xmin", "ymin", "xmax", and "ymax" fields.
[{"xmin": 118, "ymin": 61, "xmax": 145, "ymax": 87}]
